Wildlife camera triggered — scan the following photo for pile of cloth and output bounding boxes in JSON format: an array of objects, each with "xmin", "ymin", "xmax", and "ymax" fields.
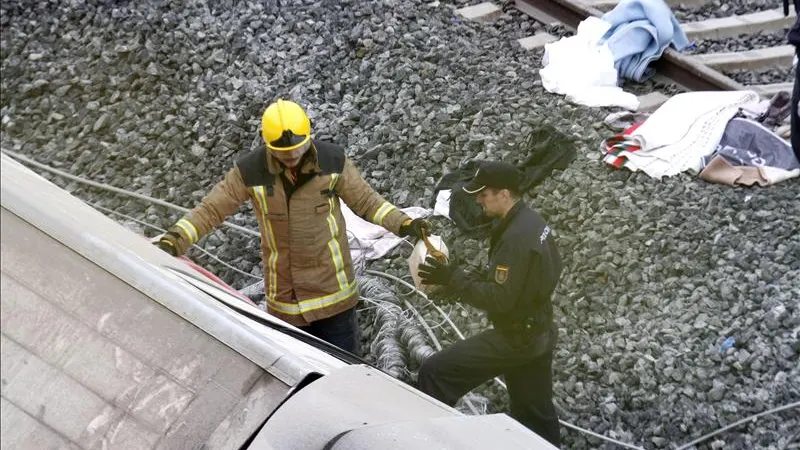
[
  {"xmin": 540, "ymin": 0, "xmax": 689, "ymax": 110},
  {"xmin": 342, "ymin": 201, "xmax": 431, "ymax": 270},
  {"xmin": 434, "ymin": 125, "xmax": 577, "ymax": 237},
  {"xmin": 600, "ymin": 90, "xmax": 800, "ymax": 186},
  {"xmin": 343, "ymin": 126, "xmax": 578, "ymax": 265}
]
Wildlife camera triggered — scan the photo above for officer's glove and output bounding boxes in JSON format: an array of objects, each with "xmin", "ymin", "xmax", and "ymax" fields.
[
  {"xmin": 399, "ymin": 218, "xmax": 431, "ymax": 240},
  {"xmin": 418, "ymin": 256, "xmax": 456, "ymax": 285},
  {"xmin": 153, "ymin": 231, "xmax": 180, "ymax": 257}
]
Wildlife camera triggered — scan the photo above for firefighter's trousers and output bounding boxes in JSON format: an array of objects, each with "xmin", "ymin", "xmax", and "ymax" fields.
[{"xmin": 298, "ymin": 306, "xmax": 360, "ymax": 356}]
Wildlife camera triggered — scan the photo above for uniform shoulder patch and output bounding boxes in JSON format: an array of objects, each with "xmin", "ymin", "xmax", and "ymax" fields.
[
  {"xmin": 494, "ymin": 265, "xmax": 509, "ymax": 284},
  {"xmin": 539, "ymin": 225, "xmax": 551, "ymax": 244}
]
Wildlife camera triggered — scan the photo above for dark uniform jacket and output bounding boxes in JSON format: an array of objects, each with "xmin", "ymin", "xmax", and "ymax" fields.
[{"xmin": 450, "ymin": 202, "xmax": 562, "ymax": 337}]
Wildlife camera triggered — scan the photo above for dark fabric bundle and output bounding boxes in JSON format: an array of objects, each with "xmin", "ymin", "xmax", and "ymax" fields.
[
  {"xmin": 435, "ymin": 160, "xmax": 496, "ymax": 237},
  {"xmin": 435, "ymin": 126, "xmax": 577, "ymax": 237},
  {"xmin": 517, "ymin": 124, "xmax": 577, "ymax": 192}
]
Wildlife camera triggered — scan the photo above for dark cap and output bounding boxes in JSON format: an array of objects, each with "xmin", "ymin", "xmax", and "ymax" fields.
[{"xmin": 462, "ymin": 161, "xmax": 521, "ymax": 194}]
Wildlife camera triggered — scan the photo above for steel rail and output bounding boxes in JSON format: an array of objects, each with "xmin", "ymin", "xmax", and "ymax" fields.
[{"xmin": 515, "ymin": 0, "xmax": 747, "ymax": 92}]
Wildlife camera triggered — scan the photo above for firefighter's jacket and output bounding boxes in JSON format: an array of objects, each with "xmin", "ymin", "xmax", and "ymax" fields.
[{"xmin": 167, "ymin": 141, "xmax": 410, "ymax": 326}]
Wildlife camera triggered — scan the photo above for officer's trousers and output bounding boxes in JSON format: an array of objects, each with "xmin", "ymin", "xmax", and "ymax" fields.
[
  {"xmin": 298, "ymin": 306, "xmax": 360, "ymax": 356},
  {"xmin": 417, "ymin": 328, "xmax": 560, "ymax": 448}
]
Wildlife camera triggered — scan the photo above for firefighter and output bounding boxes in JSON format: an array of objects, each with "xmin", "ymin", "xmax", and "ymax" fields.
[
  {"xmin": 416, "ymin": 161, "xmax": 562, "ymax": 447},
  {"xmin": 154, "ymin": 99, "xmax": 430, "ymax": 355}
]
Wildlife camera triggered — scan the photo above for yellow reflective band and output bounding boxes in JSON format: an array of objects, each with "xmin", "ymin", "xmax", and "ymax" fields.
[
  {"xmin": 372, "ymin": 202, "xmax": 396, "ymax": 226},
  {"xmin": 253, "ymin": 187, "xmax": 278, "ymax": 303},
  {"xmin": 267, "ymin": 280, "xmax": 358, "ymax": 315},
  {"xmin": 176, "ymin": 219, "xmax": 198, "ymax": 244},
  {"xmin": 324, "ymin": 174, "xmax": 349, "ymax": 290}
]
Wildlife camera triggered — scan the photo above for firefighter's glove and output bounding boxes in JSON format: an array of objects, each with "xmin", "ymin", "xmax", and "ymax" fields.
[
  {"xmin": 399, "ymin": 218, "xmax": 431, "ymax": 240},
  {"xmin": 153, "ymin": 231, "xmax": 180, "ymax": 257},
  {"xmin": 419, "ymin": 256, "xmax": 456, "ymax": 286}
]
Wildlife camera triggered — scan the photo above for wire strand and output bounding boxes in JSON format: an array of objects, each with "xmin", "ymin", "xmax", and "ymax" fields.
[
  {"xmin": 88, "ymin": 201, "xmax": 263, "ymax": 281},
  {"xmin": 675, "ymin": 401, "xmax": 800, "ymax": 450},
  {"xmin": 2, "ymin": 149, "xmax": 259, "ymax": 238}
]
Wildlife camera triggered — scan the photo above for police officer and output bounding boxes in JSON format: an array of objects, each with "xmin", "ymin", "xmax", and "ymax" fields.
[{"xmin": 416, "ymin": 161, "xmax": 562, "ymax": 447}]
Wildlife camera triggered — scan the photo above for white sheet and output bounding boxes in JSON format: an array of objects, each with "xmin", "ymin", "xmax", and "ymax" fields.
[
  {"xmin": 540, "ymin": 17, "xmax": 640, "ymax": 111},
  {"xmin": 617, "ymin": 90, "xmax": 761, "ymax": 177}
]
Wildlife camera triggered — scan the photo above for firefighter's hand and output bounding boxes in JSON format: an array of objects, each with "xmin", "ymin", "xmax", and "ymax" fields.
[
  {"xmin": 399, "ymin": 218, "xmax": 431, "ymax": 239},
  {"xmin": 419, "ymin": 256, "xmax": 455, "ymax": 285},
  {"xmin": 153, "ymin": 231, "xmax": 180, "ymax": 257}
]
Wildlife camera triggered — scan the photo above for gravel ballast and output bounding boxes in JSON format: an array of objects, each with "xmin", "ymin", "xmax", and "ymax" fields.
[
  {"xmin": 674, "ymin": 0, "xmax": 784, "ymax": 22},
  {"xmin": 684, "ymin": 29, "xmax": 791, "ymax": 55},
  {"xmin": 2, "ymin": 1, "xmax": 799, "ymax": 449},
  {"xmin": 725, "ymin": 66, "xmax": 795, "ymax": 86}
]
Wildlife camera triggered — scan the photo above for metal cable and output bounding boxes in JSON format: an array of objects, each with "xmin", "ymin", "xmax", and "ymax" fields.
[
  {"xmin": 360, "ymin": 277, "xmax": 479, "ymax": 415},
  {"xmin": 364, "ymin": 270, "xmax": 469, "ymax": 340},
  {"xmin": 2, "ymin": 149, "xmax": 259, "ymax": 237},
  {"xmin": 367, "ymin": 299, "xmax": 407, "ymax": 380},
  {"xmin": 88, "ymin": 201, "xmax": 262, "ymax": 281},
  {"xmin": 363, "ymin": 270, "xmax": 508, "ymax": 389},
  {"xmin": 559, "ymin": 422, "xmax": 645, "ymax": 450},
  {"xmin": 675, "ymin": 401, "xmax": 800, "ymax": 450}
]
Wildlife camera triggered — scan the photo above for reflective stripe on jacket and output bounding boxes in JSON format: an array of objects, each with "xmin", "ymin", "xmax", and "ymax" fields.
[{"xmin": 167, "ymin": 141, "xmax": 410, "ymax": 326}]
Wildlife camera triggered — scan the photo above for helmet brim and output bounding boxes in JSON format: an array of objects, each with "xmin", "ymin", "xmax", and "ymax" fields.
[{"xmin": 267, "ymin": 134, "xmax": 311, "ymax": 152}]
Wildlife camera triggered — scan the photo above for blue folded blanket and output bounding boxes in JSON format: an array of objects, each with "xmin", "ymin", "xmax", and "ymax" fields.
[{"xmin": 599, "ymin": 0, "xmax": 689, "ymax": 82}]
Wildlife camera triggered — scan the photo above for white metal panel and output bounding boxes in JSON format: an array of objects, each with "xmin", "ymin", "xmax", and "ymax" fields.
[
  {"xmin": 330, "ymin": 414, "xmax": 558, "ymax": 450},
  {"xmin": 1, "ymin": 210, "xmax": 279, "ymax": 449},
  {"xmin": 251, "ymin": 364, "xmax": 457, "ymax": 449},
  {"xmin": 252, "ymin": 364, "xmax": 558, "ymax": 449}
]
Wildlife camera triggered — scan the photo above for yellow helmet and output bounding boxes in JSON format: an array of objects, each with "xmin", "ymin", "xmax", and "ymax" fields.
[{"xmin": 261, "ymin": 99, "xmax": 311, "ymax": 151}]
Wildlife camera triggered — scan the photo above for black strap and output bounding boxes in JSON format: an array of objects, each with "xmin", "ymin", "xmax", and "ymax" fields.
[
  {"xmin": 312, "ymin": 140, "xmax": 345, "ymax": 198},
  {"xmin": 236, "ymin": 148, "xmax": 275, "ymax": 189},
  {"xmin": 314, "ymin": 140, "xmax": 346, "ymax": 175}
]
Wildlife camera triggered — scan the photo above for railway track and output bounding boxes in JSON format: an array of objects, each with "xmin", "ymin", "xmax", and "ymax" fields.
[{"xmin": 461, "ymin": 0, "xmax": 796, "ymax": 109}]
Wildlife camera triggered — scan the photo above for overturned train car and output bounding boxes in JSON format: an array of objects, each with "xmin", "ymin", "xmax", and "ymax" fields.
[{"xmin": 0, "ymin": 153, "xmax": 557, "ymax": 450}]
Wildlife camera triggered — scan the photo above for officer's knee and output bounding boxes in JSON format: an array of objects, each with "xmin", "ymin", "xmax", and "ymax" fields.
[
  {"xmin": 417, "ymin": 359, "xmax": 432, "ymax": 382},
  {"xmin": 417, "ymin": 354, "xmax": 437, "ymax": 379},
  {"xmin": 417, "ymin": 360, "xmax": 444, "ymax": 399},
  {"xmin": 416, "ymin": 354, "xmax": 464, "ymax": 407}
]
